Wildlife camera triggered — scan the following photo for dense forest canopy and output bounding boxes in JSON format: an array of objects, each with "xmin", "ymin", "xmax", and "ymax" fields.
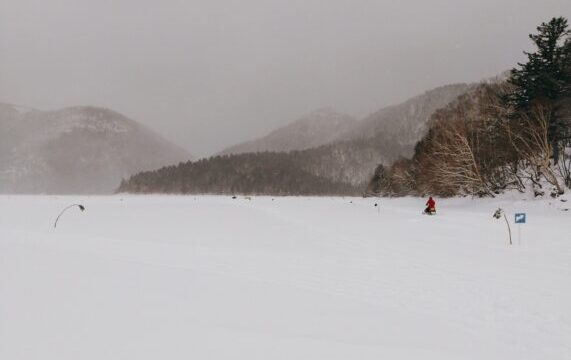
[{"xmin": 118, "ymin": 152, "xmax": 361, "ymax": 196}]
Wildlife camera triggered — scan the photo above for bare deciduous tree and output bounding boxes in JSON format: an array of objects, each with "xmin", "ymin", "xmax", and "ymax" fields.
[
  {"xmin": 425, "ymin": 119, "xmax": 493, "ymax": 196},
  {"xmin": 504, "ymin": 103, "xmax": 564, "ymax": 194}
]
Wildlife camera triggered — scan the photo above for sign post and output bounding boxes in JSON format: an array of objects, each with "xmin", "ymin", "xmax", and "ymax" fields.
[{"xmin": 514, "ymin": 213, "xmax": 526, "ymax": 245}]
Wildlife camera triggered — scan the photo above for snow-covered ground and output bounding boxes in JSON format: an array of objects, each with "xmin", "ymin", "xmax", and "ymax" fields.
[{"xmin": 1, "ymin": 195, "xmax": 570, "ymax": 359}]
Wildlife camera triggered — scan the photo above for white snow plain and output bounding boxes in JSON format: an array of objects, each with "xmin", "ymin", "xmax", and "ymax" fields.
[{"xmin": 1, "ymin": 195, "xmax": 570, "ymax": 359}]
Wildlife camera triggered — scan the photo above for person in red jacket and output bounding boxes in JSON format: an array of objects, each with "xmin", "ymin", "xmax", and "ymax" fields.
[{"xmin": 424, "ymin": 196, "xmax": 436, "ymax": 214}]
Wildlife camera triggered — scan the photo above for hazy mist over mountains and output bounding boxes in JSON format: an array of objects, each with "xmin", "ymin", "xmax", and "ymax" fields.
[
  {"xmin": 1, "ymin": 0, "xmax": 570, "ymax": 194},
  {"xmin": 2, "ymin": 0, "xmax": 570, "ymax": 156},
  {"xmin": 0, "ymin": 82, "xmax": 470, "ymax": 194},
  {"xmin": 118, "ymin": 83, "xmax": 471, "ymax": 194},
  {"xmin": 219, "ymin": 108, "xmax": 357, "ymax": 155},
  {"xmin": 0, "ymin": 104, "xmax": 190, "ymax": 193},
  {"xmin": 226, "ymin": 83, "xmax": 470, "ymax": 165}
]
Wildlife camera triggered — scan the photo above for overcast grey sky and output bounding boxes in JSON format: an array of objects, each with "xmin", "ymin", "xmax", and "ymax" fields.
[{"xmin": 1, "ymin": 0, "xmax": 570, "ymax": 156}]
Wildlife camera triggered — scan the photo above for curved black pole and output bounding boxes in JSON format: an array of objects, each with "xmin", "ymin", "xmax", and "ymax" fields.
[
  {"xmin": 503, "ymin": 213, "xmax": 512, "ymax": 246},
  {"xmin": 54, "ymin": 204, "xmax": 85, "ymax": 228}
]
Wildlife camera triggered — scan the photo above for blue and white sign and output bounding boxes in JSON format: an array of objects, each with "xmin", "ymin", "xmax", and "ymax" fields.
[{"xmin": 515, "ymin": 213, "xmax": 526, "ymax": 224}]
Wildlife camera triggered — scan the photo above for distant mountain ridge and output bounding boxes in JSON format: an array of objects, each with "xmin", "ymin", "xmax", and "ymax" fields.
[
  {"xmin": 341, "ymin": 84, "xmax": 473, "ymax": 153},
  {"xmin": 120, "ymin": 83, "xmax": 473, "ymax": 195},
  {"xmin": 227, "ymin": 83, "xmax": 472, "ymax": 186},
  {"xmin": 219, "ymin": 108, "xmax": 356, "ymax": 155},
  {"xmin": 0, "ymin": 103, "xmax": 192, "ymax": 194},
  {"xmin": 221, "ymin": 84, "xmax": 471, "ymax": 161}
]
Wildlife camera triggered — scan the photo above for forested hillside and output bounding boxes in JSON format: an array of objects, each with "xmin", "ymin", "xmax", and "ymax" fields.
[
  {"xmin": 119, "ymin": 84, "xmax": 470, "ymax": 195},
  {"xmin": 118, "ymin": 133, "xmax": 414, "ymax": 195},
  {"xmin": 119, "ymin": 16, "xmax": 570, "ymax": 198},
  {"xmin": 118, "ymin": 152, "xmax": 359, "ymax": 195},
  {"xmin": 368, "ymin": 17, "xmax": 571, "ymax": 198}
]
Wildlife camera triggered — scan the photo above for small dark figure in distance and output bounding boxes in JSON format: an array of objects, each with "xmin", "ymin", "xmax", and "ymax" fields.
[{"xmin": 424, "ymin": 197, "xmax": 436, "ymax": 215}]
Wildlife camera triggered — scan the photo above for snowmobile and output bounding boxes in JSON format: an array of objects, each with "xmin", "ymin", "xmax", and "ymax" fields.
[{"xmin": 423, "ymin": 207, "xmax": 436, "ymax": 215}]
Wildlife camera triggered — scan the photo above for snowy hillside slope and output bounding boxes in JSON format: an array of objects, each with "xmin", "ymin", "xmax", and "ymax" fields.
[
  {"xmin": 0, "ymin": 195, "xmax": 569, "ymax": 359},
  {"xmin": 211, "ymin": 84, "xmax": 472, "ymax": 188},
  {"xmin": 221, "ymin": 84, "xmax": 471, "ymax": 158},
  {"xmin": 0, "ymin": 104, "xmax": 192, "ymax": 194},
  {"xmin": 341, "ymin": 83, "xmax": 472, "ymax": 152},
  {"xmin": 219, "ymin": 108, "xmax": 357, "ymax": 155}
]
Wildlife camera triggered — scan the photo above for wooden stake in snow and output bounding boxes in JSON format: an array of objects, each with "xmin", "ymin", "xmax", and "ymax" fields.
[
  {"xmin": 493, "ymin": 208, "xmax": 512, "ymax": 245},
  {"xmin": 54, "ymin": 204, "xmax": 85, "ymax": 228}
]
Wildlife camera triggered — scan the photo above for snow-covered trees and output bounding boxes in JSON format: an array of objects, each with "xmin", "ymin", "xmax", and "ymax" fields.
[
  {"xmin": 368, "ymin": 17, "xmax": 571, "ymax": 198},
  {"xmin": 508, "ymin": 17, "xmax": 571, "ymax": 163},
  {"xmin": 117, "ymin": 152, "xmax": 360, "ymax": 196},
  {"xmin": 504, "ymin": 103, "xmax": 564, "ymax": 194}
]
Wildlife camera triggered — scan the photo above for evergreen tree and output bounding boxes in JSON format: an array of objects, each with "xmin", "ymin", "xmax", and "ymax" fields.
[{"xmin": 508, "ymin": 17, "xmax": 571, "ymax": 162}]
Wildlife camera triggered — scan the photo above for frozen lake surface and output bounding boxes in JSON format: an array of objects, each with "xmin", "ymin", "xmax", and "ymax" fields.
[{"xmin": 1, "ymin": 195, "xmax": 570, "ymax": 359}]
